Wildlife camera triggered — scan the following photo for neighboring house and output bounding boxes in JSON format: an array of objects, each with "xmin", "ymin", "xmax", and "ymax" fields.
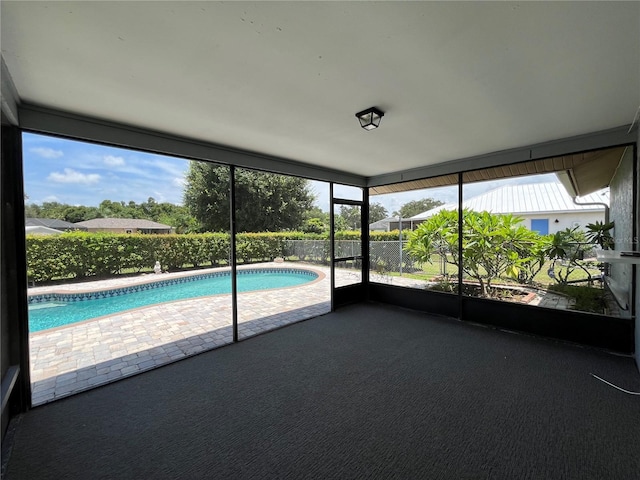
[
  {"xmin": 74, "ymin": 218, "xmax": 172, "ymax": 234},
  {"xmin": 25, "ymin": 226, "xmax": 64, "ymax": 235},
  {"xmin": 25, "ymin": 218, "xmax": 87, "ymax": 232},
  {"xmin": 369, "ymin": 216, "xmax": 413, "ymax": 232},
  {"xmin": 409, "ymin": 182, "xmax": 607, "ymax": 235}
]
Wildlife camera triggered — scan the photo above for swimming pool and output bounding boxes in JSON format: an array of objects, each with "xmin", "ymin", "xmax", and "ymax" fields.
[{"xmin": 28, "ymin": 268, "xmax": 318, "ymax": 332}]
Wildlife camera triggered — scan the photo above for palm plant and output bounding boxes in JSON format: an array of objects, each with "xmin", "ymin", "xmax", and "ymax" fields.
[{"xmin": 585, "ymin": 221, "xmax": 614, "ymax": 250}]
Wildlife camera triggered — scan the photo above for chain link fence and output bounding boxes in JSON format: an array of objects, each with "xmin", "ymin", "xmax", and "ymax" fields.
[
  {"xmin": 283, "ymin": 240, "xmax": 330, "ymax": 265},
  {"xmin": 283, "ymin": 239, "xmax": 445, "ymax": 276},
  {"xmin": 283, "ymin": 240, "xmax": 362, "ymax": 266},
  {"xmin": 369, "ymin": 240, "xmax": 439, "ymax": 275}
]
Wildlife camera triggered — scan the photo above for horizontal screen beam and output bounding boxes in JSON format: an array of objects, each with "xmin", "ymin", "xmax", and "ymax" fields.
[{"xmin": 19, "ymin": 104, "xmax": 367, "ymax": 187}]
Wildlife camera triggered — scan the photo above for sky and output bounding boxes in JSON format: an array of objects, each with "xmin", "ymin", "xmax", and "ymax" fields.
[
  {"xmin": 23, "ymin": 133, "xmax": 188, "ymax": 206},
  {"xmin": 22, "ymin": 132, "xmax": 562, "ymax": 215}
]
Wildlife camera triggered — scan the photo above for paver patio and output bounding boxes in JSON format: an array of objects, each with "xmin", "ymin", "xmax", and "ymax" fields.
[
  {"xmin": 29, "ymin": 262, "xmax": 393, "ymax": 405},
  {"xmin": 28, "ymin": 261, "xmax": 579, "ymax": 405}
]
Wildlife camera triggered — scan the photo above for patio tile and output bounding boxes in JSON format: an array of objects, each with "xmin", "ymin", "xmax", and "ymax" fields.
[
  {"xmin": 87, "ymin": 374, "xmax": 111, "ymax": 386},
  {"xmin": 138, "ymin": 360, "xmax": 157, "ymax": 370},
  {"xmin": 109, "ymin": 362, "xmax": 128, "ymax": 371},
  {"xmin": 29, "ymin": 262, "xmax": 333, "ymax": 404},
  {"xmin": 120, "ymin": 365, "xmax": 140, "ymax": 376}
]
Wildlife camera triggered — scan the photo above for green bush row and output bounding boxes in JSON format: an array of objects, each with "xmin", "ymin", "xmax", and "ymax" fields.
[
  {"xmin": 27, "ymin": 232, "xmax": 292, "ymax": 282},
  {"xmin": 26, "ymin": 230, "xmax": 402, "ymax": 283}
]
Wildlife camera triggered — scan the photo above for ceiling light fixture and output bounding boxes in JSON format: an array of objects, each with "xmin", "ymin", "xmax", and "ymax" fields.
[{"xmin": 355, "ymin": 107, "xmax": 384, "ymax": 131}]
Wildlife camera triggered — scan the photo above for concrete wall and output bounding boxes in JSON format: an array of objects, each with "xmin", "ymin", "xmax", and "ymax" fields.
[
  {"xmin": 636, "ymin": 137, "xmax": 640, "ymax": 371},
  {"xmin": 609, "ymin": 148, "xmax": 634, "ymax": 317}
]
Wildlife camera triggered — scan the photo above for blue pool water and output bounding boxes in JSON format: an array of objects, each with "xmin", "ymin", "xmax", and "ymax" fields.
[{"xmin": 28, "ymin": 269, "xmax": 316, "ymax": 332}]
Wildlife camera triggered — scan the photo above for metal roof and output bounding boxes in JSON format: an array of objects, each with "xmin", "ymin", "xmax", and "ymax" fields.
[
  {"xmin": 410, "ymin": 182, "xmax": 608, "ymax": 220},
  {"xmin": 74, "ymin": 218, "xmax": 172, "ymax": 229},
  {"xmin": 25, "ymin": 225, "xmax": 63, "ymax": 235},
  {"xmin": 25, "ymin": 218, "xmax": 87, "ymax": 231}
]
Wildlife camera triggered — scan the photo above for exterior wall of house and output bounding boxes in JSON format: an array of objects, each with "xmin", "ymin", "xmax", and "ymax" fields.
[
  {"xmin": 84, "ymin": 227, "xmax": 129, "ymax": 234},
  {"xmin": 84, "ymin": 227, "xmax": 171, "ymax": 234},
  {"xmin": 411, "ymin": 210, "xmax": 603, "ymax": 234},
  {"xmin": 609, "ymin": 147, "xmax": 634, "ymax": 319},
  {"xmin": 520, "ymin": 211, "xmax": 604, "ymax": 235}
]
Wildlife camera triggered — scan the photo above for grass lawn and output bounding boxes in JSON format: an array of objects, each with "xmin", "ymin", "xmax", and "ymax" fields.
[{"xmin": 379, "ymin": 257, "xmax": 602, "ymax": 290}]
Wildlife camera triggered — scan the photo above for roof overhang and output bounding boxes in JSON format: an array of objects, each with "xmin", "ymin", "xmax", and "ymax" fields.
[
  {"xmin": 2, "ymin": 2, "xmax": 639, "ymax": 180},
  {"xmin": 555, "ymin": 147, "xmax": 630, "ymax": 197},
  {"xmin": 370, "ymin": 145, "xmax": 629, "ymax": 196}
]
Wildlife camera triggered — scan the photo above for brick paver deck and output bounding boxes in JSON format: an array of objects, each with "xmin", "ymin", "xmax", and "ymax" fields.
[{"xmin": 28, "ymin": 263, "xmax": 575, "ymax": 405}]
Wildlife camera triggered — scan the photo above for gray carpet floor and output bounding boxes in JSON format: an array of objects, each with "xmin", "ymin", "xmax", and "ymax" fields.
[{"xmin": 5, "ymin": 303, "xmax": 640, "ymax": 479}]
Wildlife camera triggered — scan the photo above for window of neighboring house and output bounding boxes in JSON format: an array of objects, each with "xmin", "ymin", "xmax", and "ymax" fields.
[{"xmin": 531, "ymin": 219, "xmax": 549, "ymax": 235}]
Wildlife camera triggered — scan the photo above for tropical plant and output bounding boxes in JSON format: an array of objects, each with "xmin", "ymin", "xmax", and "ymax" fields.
[
  {"xmin": 585, "ymin": 220, "xmax": 614, "ymax": 250},
  {"xmin": 406, "ymin": 209, "xmax": 542, "ymax": 296},
  {"xmin": 543, "ymin": 227, "xmax": 596, "ymax": 285}
]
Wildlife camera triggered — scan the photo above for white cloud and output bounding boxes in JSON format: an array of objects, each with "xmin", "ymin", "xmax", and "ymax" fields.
[
  {"xmin": 47, "ymin": 168, "xmax": 101, "ymax": 185},
  {"xmin": 103, "ymin": 155, "xmax": 125, "ymax": 166},
  {"xmin": 143, "ymin": 159, "xmax": 186, "ymax": 178},
  {"xmin": 172, "ymin": 176, "xmax": 186, "ymax": 188},
  {"xmin": 43, "ymin": 195, "xmax": 60, "ymax": 203},
  {"xmin": 30, "ymin": 147, "xmax": 64, "ymax": 159}
]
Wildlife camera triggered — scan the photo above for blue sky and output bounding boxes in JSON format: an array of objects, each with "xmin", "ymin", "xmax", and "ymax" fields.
[
  {"xmin": 22, "ymin": 132, "xmax": 560, "ymax": 215},
  {"xmin": 23, "ymin": 133, "xmax": 189, "ymax": 206}
]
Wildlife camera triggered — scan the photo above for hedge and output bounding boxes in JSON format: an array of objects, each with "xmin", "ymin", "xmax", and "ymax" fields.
[{"xmin": 26, "ymin": 230, "xmax": 402, "ymax": 283}]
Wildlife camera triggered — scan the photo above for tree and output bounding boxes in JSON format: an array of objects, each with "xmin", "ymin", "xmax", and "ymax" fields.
[
  {"xmin": 393, "ymin": 198, "xmax": 444, "ymax": 218},
  {"xmin": 62, "ymin": 206, "xmax": 102, "ymax": 223},
  {"xmin": 25, "ymin": 198, "xmax": 197, "ymax": 230},
  {"xmin": 184, "ymin": 163, "xmax": 315, "ymax": 232},
  {"xmin": 339, "ymin": 205, "xmax": 361, "ymax": 230},
  {"xmin": 544, "ymin": 227, "xmax": 598, "ymax": 285},
  {"xmin": 98, "ymin": 200, "xmax": 127, "ymax": 218},
  {"xmin": 302, "ymin": 207, "xmax": 330, "ymax": 234},
  {"xmin": 301, "ymin": 217, "xmax": 326, "ymax": 234},
  {"xmin": 406, "ymin": 209, "xmax": 542, "ymax": 296},
  {"xmin": 38, "ymin": 201, "xmax": 68, "ymax": 219},
  {"xmin": 369, "ymin": 203, "xmax": 388, "ymax": 224},
  {"xmin": 337, "ymin": 203, "xmax": 387, "ymax": 230},
  {"xmin": 24, "ymin": 203, "xmax": 42, "ymax": 218}
]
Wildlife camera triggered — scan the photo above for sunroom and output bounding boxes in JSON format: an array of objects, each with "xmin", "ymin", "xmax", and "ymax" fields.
[{"xmin": 1, "ymin": 2, "xmax": 639, "ymax": 479}]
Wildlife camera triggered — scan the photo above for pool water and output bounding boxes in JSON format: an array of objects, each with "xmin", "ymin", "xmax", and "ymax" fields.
[{"xmin": 28, "ymin": 269, "xmax": 316, "ymax": 332}]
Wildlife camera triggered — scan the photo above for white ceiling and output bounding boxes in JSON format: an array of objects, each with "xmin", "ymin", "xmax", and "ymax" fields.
[{"xmin": 2, "ymin": 1, "xmax": 639, "ymax": 178}]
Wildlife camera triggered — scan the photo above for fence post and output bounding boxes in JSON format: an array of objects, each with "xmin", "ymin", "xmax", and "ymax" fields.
[{"xmin": 399, "ymin": 215, "xmax": 403, "ymax": 276}]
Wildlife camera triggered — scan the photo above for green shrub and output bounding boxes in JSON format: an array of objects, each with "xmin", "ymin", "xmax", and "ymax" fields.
[
  {"xmin": 548, "ymin": 284, "xmax": 607, "ymax": 313},
  {"xmin": 26, "ymin": 231, "xmax": 314, "ymax": 283},
  {"xmin": 27, "ymin": 230, "xmax": 399, "ymax": 283}
]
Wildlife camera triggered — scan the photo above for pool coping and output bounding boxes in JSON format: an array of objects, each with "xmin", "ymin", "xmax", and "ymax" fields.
[{"xmin": 28, "ymin": 264, "xmax": 325, "ymax": 298}]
